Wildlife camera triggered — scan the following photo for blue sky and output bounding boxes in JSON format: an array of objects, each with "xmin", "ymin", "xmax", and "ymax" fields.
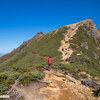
[{"xmin": 0, "ymin": 0, "xmax": 100, "ymax": 54}]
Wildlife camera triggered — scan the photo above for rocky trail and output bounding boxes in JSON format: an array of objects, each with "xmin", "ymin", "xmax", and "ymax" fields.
[
  {"xmin": 58, "ymin": 19, "xmax": 97, "ymax": 63},
  {"xmin": 9, "ymin": 69, "xmax": 100, "ymax": 100},
  {"xmin": 58, "ymin": 23, "xmax": 79, "ymax": 63}
]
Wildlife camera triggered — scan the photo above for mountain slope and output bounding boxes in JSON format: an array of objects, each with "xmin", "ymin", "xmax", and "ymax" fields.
[
  {"xmin": 0, "ymin": 19, "xmax": 100, "ymax": 80},
  {"xmin": 0, "ymin": 32, "xmax": 44, "ymax": 64},
  {"xmin": 68, "ymin": 20, "xmax": 100, "ymax": 80},
  {"xmin": 0, "ymin": 19, "xmax": 100, "ymax": 96},
  {"xmin": 0, "ymin": 26, "xmax": 70, "ymax": 72},
  {"xmin": 0, "ymin": 25, "xmax": 70, "ymax": 94}
]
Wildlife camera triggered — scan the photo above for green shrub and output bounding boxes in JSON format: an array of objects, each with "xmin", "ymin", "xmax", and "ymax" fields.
[
  {"xmin": 0, "ymin": 84, "xmax": 10, "ymax": 94},
  {"xmin": 19, "ymin": 70, "xmax": 44, "ymax": 84},
  {"xmin": 13, "ymin": 66, "xmax": 30, "ymax": 74},
  {"xmin": 80, "ymin": 74, "xmax": 88, "ymax": 79},
  {"xmin": 0, "ymin": 74, "xmax": 8, "ymax": 80}
]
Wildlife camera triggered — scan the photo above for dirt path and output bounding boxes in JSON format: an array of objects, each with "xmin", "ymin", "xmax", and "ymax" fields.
[
  {"xmin": 58, "ymin": 20, "xmax": 92, "ymax": 63},
  {"xmin": 58, "ymin": 24, "xmax": 79, "ymax": 62},
  {"xmin": 10, "ymin": 69, "xmax": 99, "ymax": 100},
  {"xmin": 40, "ymin": 70, "xmax": 98, "ymax": 100},
  {"xmin": 11, "ymin": 80, "xmax": 47, "ymax": 100}
]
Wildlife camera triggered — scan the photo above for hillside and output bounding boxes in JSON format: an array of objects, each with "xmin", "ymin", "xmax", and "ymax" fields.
[
  {"xmin": 0, "ymin": 32, "xmax": 44, "ymax": 64},
  {"xmin": 0, "ymin": 25, "xmax": 70, "ymax": 73},
  {"xmin": 0, "ymin": 19, "xmax": 100, "ymax": 99}
]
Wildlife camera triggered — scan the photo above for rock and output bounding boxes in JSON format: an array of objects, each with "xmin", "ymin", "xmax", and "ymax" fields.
[
  {"xmin": 93, "ymin": 89, "xmax": 100, "ymax": 97},
  {"xmin": 86, "ymin": 31, "xmax": 91, "ymax": 36},
  {"xmin": 81, "ymin": 42, "xmax": 88, "ymax": 49},
  {"xmin": 65, "ymin": 75, "xmax": 78, "ymax": 83},
  {"xmin": 81, "ymin": 80, "xmax": 100, "ymax": 89},
  {"xmin": 48, "ymin": 82, "xmax": 56, "ymax": 88},
  {"xmin": 92, "ymin": 52, "xmax": 99, "ymax": 59},
  {"xmin": 81, "ymin": 79, "xmax": 100, "ymax": 97},
  {"xmin": 76, "ymin": 53, "xmax": 81, "ymax": 56},
  {"xmin": 43, "ymin": 65, "xmax": 50, "ymax": 71},
  {"xmin": 62, "ymin": 79, "xmax": 66, "ymax": 81},
  {"xmin": 15, "ymin": 94, "xmax": 22, "ymax": 100},
  {"xmin": 20, "ymin": 84, "xmax": 24, "ymax": 88},
  {"xmin": 83, "ymin": 20, "xmax": 100, "ymax": 40}
]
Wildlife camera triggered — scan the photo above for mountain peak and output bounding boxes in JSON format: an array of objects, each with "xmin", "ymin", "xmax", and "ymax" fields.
[
  {"xmin": 77, "ymin": 19, "xmax": 95, "ymax": 26},
  {"xmin": 32, "ymin": 32, "xmax": 45, "ymax": 40},
  {"xmin": 67, "ymin": 19, "xmax": 95, "ymax": 27},
  {"xmin": 66, "ymin": 19, "xmax": 100, "ymax": 40},
  {"xmin": 80, "ymin": 19, "xmax": 93, "ymax": 23},
  {"xmin": 37, "ymin": 32, "xmax": 44, "ymax": 35}
]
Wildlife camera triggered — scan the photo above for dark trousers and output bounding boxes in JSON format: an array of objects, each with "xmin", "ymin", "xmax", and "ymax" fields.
[{"xmin": 48, "ymin": 64, "xmax": 51, "ymax": 66}]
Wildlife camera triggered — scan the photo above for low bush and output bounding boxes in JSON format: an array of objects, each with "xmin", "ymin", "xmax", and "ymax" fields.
[
  {"xmin": 19, "ymin": 70, "xmax": 44, "ymax": 84},
  {"xmin": 80, "ymin": 74, "xmax": 88, "ymax": 79}
]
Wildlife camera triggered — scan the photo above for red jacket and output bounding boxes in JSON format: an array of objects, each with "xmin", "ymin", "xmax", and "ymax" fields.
[{"xmin": 45, "ymin": 57, "xmax": 56, "ymax": 64}]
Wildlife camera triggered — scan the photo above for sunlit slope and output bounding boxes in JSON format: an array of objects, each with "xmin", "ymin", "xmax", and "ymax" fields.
[{"xmin": 0, "ymin": 26, "xmax": 69, "ymax": 72}]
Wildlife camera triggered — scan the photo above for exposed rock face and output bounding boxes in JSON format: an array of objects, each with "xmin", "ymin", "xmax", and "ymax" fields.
[
  {"xmin": 0, "ymin": 32, "xmax": 45, "ymax": 64},
  {"xmin": 22, "ymin": 32, "xmax": 44, "ymax": 45},
  {"xmin": 77, "ymin": 19, "xmax": 100, "ymax": 40},
  {"xmin": 74, "ymin": 19, "xmax": 100, "ymax": 40}
]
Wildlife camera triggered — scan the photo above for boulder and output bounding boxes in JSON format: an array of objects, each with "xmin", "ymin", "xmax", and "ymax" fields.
[
  {"xmin": 81, "ymin": 42, "xmax": 88, "ymax": 49},
  {"xmin": 81, "ymin": 79, "xmax": 100, "ymax": 97},
  {"xmin": 92, "ymin": 52, "xmax": 99, "ymax": 59}
]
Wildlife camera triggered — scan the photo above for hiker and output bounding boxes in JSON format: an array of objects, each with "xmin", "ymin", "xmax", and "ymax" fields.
[{"xmin": 44, "ymin": 56, "xmax": 56, "ymax": 67}]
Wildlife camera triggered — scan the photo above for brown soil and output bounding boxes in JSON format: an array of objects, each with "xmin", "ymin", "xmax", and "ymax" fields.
[
  {"xmin": 58, "ymin": 23, "xmax": 79, "ymax": 62},
  {"xmin": 10, "ymin": 70, "xmax": 99, "ymax": 100}
]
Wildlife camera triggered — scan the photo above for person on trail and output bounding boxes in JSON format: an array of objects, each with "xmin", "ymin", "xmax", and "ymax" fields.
[{"xmin": 44, "ymin": 56, "xmax": 56, "ymax": 66}]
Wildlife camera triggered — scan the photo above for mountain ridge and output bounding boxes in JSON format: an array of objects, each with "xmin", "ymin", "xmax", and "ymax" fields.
[
  {"xmin": 0, "ymin": 32, "xmax": 44, "ymax": 64},
  {"xmin": 0, "ymin": 19, "xmax": 100, "ymax": 98}
]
